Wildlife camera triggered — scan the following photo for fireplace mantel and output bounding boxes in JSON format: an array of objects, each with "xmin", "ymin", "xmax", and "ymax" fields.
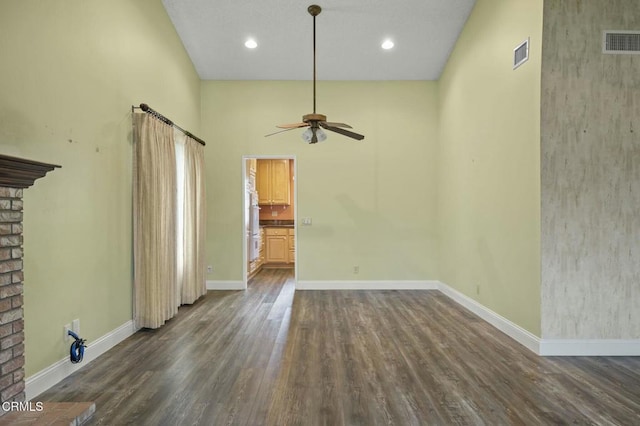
[{"xmin": 0, "ymin": 154, "xmax": 61, "ymax": 188}]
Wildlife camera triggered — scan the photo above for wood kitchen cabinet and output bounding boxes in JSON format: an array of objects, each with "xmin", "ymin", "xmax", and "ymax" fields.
[
  {"xmin": 257, "ymin": 159, "xmax": 290, "ymax": 205},
  {"xmin": 265, "ymin": 228, "xmax": 288, "ymax": 263},
  {"xmin": 259, "ymin": 227, "xmax": 265, "ymax": 265},
  {"xmin": 264, "ymin": 227, "xmax": 295, "ymax": 266},
  {"xmin": 288, "ymin": 228, "xmax": 295, "ymax": 264}
]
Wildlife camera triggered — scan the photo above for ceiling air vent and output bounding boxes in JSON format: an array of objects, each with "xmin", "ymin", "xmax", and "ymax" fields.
[
  {"xmin": 603, "ymin": 31, "xmax": 640, "ymax": 54},
  {"xmin": 513, "ymin": 38, "xmax": 529, "ymax": 69}
]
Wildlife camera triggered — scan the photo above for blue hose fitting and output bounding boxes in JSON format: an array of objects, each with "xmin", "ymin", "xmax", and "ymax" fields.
[{"xmin": 68, "ymin": 330, "xmax": 86, "ymax": 364}]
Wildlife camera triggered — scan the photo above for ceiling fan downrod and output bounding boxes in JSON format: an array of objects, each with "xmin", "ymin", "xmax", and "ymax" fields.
[
  {"xmin": 308, "ymin": 5, "xmax": 321, "ymax": 115},
  {"xmin": 306, "ymin": 4, "xmax": 323, "ymax": 143}
]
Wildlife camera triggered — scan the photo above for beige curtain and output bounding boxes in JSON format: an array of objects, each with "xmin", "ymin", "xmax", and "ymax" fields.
[
  {"xmin": 179, "ymin": 136, "xmax": 207, "ymax": 304},
  {"xmin": 133, "ymin": 113, "xmax": 178, "ymax": 329}
]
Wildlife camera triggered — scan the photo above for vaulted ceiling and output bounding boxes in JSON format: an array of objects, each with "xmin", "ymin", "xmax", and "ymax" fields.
[{"xmin": 161, "ymin": 0, "xmax": 477, "ymax": 80}]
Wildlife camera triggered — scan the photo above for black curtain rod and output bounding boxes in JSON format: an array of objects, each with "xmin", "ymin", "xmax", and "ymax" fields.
[{"xmin": 132, "ymin": 103, "xmax": 206, "ymax": 146}]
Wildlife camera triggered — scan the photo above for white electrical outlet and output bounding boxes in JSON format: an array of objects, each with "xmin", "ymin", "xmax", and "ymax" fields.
[
  {"xmin": 207, "ymin": 265, "xmax": 213, "ymax": 273},
  {"xmin": 353, "ymin": 265, "xmax": 359, "ymax": 274},
  {"xmin": 72, "ymin": 318, "xmax": 80, "ymax": 335},
  {"xmin": 64, "ymin": 324, "xmax": 71, "ymax": 341}
]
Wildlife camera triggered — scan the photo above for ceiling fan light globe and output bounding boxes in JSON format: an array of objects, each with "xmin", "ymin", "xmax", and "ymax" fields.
[{"xmin": 302, "ymin": 127, "xmax": 326, "ymax": 144}]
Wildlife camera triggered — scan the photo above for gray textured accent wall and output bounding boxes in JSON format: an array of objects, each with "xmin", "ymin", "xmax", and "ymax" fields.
[{"xmin": 541, "ymin": 0, "xmax": 640, "ymax": 339}]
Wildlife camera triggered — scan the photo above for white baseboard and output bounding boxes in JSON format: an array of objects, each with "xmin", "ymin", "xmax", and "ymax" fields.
[
  {"xmin": 437, "ymin": 281, "xmax": 541, "ymax": 354},
  {"xmin": 539, "ymin": 339, "xmax": 640, "ymax": 356},
  {"xmin": 296, "ymin": 280, "xmax": 439, "ymax": 290},
  {"xmin": 206, "ymin": 280, "xmax": 245, "ymax": 290},
  {"xmin": 437, "ymin": 281, "xmax": 640, "ymax": 356},
  {"xmin": 25, "ymin": 320, "xmax": 138, "ymax": 401}
]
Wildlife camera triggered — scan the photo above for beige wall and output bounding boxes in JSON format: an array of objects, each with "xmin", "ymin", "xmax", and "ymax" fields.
[
  {"xmin": 201, "ymin": 81, "xmax": 440, "ymax": 282},
  {"xmin": 438, "ymin": 0, "xmax": 543, "ymax": 336},
  {"xmin": 0, "ymin": 0, "xmax": 201, "ymax": 375},
  {"xmin": 541, "ymin": 0, "xmax": 640, "ymax": 339}
]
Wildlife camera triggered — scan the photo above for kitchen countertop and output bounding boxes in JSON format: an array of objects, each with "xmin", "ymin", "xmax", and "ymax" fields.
[{"xmin": 260, "ymin": 220, "xmax": 294, "ymax": 228}]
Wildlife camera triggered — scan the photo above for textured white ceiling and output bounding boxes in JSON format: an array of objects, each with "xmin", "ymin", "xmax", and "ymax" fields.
[{"xmin": 161, "ymin": 0, "xmax": 476, "ymax": 81}]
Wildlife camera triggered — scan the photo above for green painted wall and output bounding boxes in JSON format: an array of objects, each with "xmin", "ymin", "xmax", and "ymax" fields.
[
  {"xmin": 437, "ymin": 0, "xmax": 543, "ymax": 336},
  {"xmin": 0, "ymin": 0, "xmax": 201, "ymax": 376},
  {"xmin": 201, "ymin": 81, "xmax": 440, "ymax": 282}
]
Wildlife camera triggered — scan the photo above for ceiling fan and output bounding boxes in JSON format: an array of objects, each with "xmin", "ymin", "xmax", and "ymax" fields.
[{"xmin": 265, "ymin": 4, "xmax": 365, "ymax": 144}]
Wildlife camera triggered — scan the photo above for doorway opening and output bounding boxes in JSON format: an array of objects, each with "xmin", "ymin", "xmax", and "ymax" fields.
[{"xmin": 242, "ymin": 156, "xmax": 297, "ymax": 287}]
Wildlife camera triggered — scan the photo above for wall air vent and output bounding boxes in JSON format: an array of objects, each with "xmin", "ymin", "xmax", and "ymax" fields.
[
  {"xmin": 513, "ymin": 38, "xmax": 529, "ymax": 69},
  {"xmin": 603, "ymin": 31, "xmax": 640, "ymax": 54}
]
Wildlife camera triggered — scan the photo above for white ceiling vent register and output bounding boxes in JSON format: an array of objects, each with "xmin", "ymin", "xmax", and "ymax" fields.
[
  {"xmin": 513, "ymin": 38, "xmax": 529, "ymax": 69},
  {"xmin": 603, "ymin": 31, "xmax": 640, "ymax": 54}
]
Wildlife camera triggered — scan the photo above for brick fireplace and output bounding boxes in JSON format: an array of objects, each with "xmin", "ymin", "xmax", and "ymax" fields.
[{"xmin": 0, "ymin": 154, "xmax": 59, "ymax": 411}]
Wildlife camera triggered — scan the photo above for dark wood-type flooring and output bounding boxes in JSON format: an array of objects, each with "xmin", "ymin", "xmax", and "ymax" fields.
[{"xmin": 36, "ymin": 269, "xmax": 640, "ymax": 425}]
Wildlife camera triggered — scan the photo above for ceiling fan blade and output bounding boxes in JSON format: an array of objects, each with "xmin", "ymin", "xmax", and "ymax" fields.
[
  {"xmin": 319, "ymin": 122, "xmax": 365, "ymax": 140},
  {"xmin": 324, "ymin": 122, "xmax": 353, "ymax": 129},
  {"xmin": 265, "ymin": 127, "xmax": 303, "ymax": 137},
  {"xmin": 276, "ymin": 122, "xmax": 309, "ymax": 129}
]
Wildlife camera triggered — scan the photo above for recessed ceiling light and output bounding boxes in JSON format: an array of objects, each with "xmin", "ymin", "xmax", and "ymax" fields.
[
  {"xmin": 381, "ymin": 39, "xmax": 394, "ymax": 50},
  {"xmin": 245, "ymin": 39, "xmax": 258, "ymax": 49}
]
